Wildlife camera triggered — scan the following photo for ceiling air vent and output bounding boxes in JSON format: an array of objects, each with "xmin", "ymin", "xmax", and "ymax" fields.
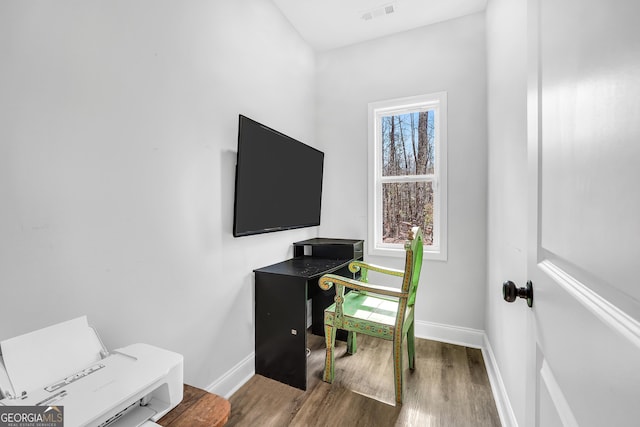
[{"xmin": 361, "ymin": 2, "xmax": 397, "ymax": 21}]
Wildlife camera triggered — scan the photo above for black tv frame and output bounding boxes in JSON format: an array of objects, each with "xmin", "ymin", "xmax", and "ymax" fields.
[{"xmin": 232, "ymin": 115, "xmax": 324, "ymax": 237}]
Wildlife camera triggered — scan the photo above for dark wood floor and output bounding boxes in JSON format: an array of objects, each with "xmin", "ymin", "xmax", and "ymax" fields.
[{"xmin": 228, "ymin": 333, "xmax": 501, "ymax": 426}]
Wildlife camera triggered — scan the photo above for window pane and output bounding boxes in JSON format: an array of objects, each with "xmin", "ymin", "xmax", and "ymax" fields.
[
  {"xmin": 382, "ymin": 181, "xmax": 434, "ymax": 245},
  {"xmin": 381, "ymin": 111, "xmax": 435, "ymax": 177}
]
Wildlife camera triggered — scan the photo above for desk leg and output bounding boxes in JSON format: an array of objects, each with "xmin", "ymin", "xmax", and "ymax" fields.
[
  {"xmin": 255, "ymin": 273, "xmax": 307, "ymax": 390},
  {"xmin": 311, "ymin": 286, "xmax": 336, "ymax": 337}
]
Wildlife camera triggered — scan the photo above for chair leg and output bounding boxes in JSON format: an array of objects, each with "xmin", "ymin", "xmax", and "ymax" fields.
[
  {"xmin": 347, "ymin": 331, "xmax": 357, "ymax": 354},
  {"xmin": 323, "ymin": 324, "xmax": 337, "ymax": 383},
  {"xmin": 407, "ymin": 321, "xmax": 416, "ymax": 370},
  {"xmin": 393, "ymin": 336, "xmax": 403, "ymax": 405}
]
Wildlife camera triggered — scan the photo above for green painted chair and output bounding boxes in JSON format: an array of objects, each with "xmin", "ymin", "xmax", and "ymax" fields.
[{"xmin": 318, "ymin": 226, "xmax": 423, "ymax": 405}]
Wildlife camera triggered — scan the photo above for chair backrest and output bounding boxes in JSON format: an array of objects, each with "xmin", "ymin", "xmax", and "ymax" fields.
[{"xmin": 402, "ymin": 226, "xmax": 423, "ymax": 307}]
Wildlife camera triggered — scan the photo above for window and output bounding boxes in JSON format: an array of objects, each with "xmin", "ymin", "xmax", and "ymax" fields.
[{"xmin": 368, "ymin": 92, "xmax": 447, "ymax": 260}]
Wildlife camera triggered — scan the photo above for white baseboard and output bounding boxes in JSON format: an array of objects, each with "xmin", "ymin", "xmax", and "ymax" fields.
[
  {"xmin": 205, "ymin": 352, "xmax": 255, "ymax": 399},
  {"xmin": 414, "ymin": 319, "xmax": 485, "ymax": 348},
  {"xmin": 206, "ymin": 322, "xmax": 517, "ymax": 427},
  {"xmin": 482, "ymin": 334, "xmax": 519, "ymax": 427}
]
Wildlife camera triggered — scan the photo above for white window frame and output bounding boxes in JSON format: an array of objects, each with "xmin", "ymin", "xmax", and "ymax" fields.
[{"xmin": 367, "ymin": 92, "xmax": 448, "ymax": 260}]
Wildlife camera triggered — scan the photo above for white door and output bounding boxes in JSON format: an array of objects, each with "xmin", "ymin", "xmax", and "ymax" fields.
[{"xmin": 525, "ymin": 0, "xmax": 640, "ymax": 426}]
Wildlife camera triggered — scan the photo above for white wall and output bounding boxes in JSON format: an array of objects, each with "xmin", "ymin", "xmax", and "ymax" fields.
[
  {"xmin": 0, "ymin": 0, "xmax": 317, "ymax": 391},
  {"xmin": 317, "ymin": 13, "xmax": 488, "ymax": 330},
  {"xmin": 485, "ymin": 0, "xmax": 528, "ymax": 425}
]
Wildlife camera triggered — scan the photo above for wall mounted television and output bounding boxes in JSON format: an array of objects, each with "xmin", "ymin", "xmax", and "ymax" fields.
[{"xmin": 233, "ymin": 115, "xmax": 324, "ymax": 237}]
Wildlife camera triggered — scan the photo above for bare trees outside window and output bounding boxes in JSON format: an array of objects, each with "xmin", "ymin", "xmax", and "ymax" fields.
[
  {"xmin": 381, "ymin": 111, "xmax": 435, "ymax": 245},
  {"xmin": 369, "ymin": 93, "xmax": 447, "ymax": 259}
]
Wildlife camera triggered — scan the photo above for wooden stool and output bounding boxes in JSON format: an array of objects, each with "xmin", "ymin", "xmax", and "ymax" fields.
[{"xmin": 158, "ymin": 384, "xmax": 230, "ymax": 427}]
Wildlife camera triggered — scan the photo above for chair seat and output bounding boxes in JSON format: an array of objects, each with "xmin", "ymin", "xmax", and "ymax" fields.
[
  {"xmin": 327, "ymin": 291, "xmax": 398, "ymax": 325},
  {"xmin": 325, "ymin": 291, "xmax": 405, "ymax": 340}
]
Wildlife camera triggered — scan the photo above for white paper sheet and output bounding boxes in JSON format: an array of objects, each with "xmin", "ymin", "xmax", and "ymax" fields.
[
  {"xmin": 0, "ymin": 356, "xmax": 13, "ymax": 398},
  {"xmin": 0, "ymin": 316, "xmax": 104, "ymax": 395}
]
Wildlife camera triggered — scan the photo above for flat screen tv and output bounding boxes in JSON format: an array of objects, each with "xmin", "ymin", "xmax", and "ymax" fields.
[{"xmin": 233, "ymin": 115, "xmax": 324, "ymax": 237}]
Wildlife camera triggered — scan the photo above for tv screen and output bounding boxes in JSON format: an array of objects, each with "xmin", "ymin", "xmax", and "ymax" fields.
[{"xmin": 233, "ymin": 115, "xmax": 324, "ymax": 237}]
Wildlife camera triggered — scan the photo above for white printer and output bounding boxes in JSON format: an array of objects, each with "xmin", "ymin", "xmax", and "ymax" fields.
[{"xmin": 0, "ymin": 316, "xmax": 183, "ymax": 427}]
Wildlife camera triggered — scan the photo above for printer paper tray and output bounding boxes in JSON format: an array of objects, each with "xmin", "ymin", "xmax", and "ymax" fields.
[{"xmin": 100, "ymin": 404, "xmax": 156, "ymax": 427}]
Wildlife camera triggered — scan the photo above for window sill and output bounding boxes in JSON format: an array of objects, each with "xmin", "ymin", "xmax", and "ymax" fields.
[{"xmin": 368, "ymin": 245, "xmax": 447, "ymax": 261}]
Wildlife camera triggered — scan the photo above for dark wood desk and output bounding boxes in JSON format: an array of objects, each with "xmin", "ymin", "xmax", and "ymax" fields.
[
  {"xmin": 253, "ymin": 237, "xmax": 363, "ymax": 391},
  {"xmin": 157, "ymin": 384, "xmax": 230, "ymax": 427}
]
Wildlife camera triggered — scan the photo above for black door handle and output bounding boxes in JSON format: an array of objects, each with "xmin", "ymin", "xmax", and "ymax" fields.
[{"xmin": 503, "ymin": 280, "xmax": 533, "ymax": 307}]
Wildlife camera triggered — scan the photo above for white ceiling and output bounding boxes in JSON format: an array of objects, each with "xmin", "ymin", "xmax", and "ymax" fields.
[{"xmin": 272, "ymin": 0, "xmax": 487, "ymax": 51}]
